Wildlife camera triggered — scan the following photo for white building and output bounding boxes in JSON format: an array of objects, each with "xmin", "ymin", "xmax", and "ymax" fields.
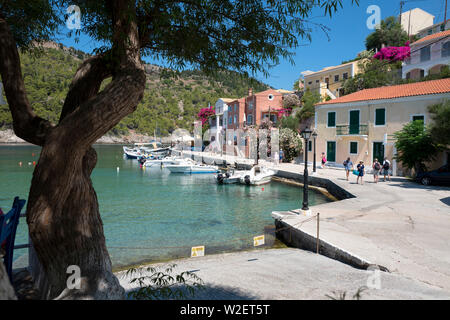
[
  {"xmin": 402, "ymin": 30, "xmax": 450, "ymax": 80},
  {"xmin": 211, "ymin": 98, "xmax": 235, "ymax": 142},
  {"xmin": 400, "ymin": 8, "xmax": 435, "ymax": 36}
]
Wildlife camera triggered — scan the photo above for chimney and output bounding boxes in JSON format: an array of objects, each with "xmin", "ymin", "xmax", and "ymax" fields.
[{"xmin": 248, "ymin": 88, "xmax": 253, "ymax": 96}]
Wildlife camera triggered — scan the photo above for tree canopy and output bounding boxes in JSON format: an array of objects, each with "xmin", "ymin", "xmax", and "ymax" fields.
[{"xmin": 365, "ymin": 16, "xmax": 409, "ymax": 51}]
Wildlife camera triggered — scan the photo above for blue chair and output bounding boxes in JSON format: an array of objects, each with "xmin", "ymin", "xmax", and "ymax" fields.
[{"xmin": 0, "ymin": 197, "xmax": 26, "ymax": 282}]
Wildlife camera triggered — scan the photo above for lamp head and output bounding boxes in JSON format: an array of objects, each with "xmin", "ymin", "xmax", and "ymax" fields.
[{"xmin": 301, "ymin": 127, "xmax": 312, "ymax": 140}]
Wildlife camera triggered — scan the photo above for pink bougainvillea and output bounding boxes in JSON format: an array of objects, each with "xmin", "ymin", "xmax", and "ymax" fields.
[
  {"xmin": 276, "ymin": 107, "xmax": 293, "ymax": 118},
  {"xmin": 197, "ymin": 105, "xmax": 215, "ymax": 125},
  {"xmin": 373, "ymin": 42, "xmax": 411, "ymax": 62}
]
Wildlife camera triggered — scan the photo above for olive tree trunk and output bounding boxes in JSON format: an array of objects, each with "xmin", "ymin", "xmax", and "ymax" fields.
[{"xmin": 0, "ymin": 0, "xmax": 146, "ymax": 299}]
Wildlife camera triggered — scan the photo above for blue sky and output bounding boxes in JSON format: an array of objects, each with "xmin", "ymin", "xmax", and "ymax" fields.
[{"xmin": 58, "ymin": 0, "xmax": 447, "ymax": 90}]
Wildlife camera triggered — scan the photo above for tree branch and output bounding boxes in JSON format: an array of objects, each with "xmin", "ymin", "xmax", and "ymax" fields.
[{"xmin": 0, "ymin": 16, "xmax": 53, "ymax": 146}]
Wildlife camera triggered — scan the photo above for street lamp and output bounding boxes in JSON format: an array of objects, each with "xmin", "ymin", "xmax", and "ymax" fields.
[
  {"xmin": 300, "ymin": 127, "xmax": 312, "ymax": 216},
  {"xmin": 312, "ymin": 131, "xmax": 318, "ymax": 173}
]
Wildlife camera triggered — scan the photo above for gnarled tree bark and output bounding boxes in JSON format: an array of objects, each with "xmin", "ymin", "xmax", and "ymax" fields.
[{"xmin": 0, "ymin": 0, "xmax": 146, "ymax": 299}]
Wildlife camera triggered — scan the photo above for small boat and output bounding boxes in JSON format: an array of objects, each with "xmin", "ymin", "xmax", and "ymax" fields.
[
  {"xmin": 165, "ymin": 158, "xmax": 219, "ymax": 174},
  {"xmin": 143, "ymin": 156, "xmax": 180, "ymax": 167},
  {"xmin": 239, "ymin": 166, "xmax": 275, "ymax": 186},
  {"xmin": 123, "ymin": 146, "xmax": 143, "ymax": 159},
  {"xmin": 123, "ymin": 141, "xmax": 170, "ymax": 159},
  {"xmin": 216, "ymin": 169, "xmax": 249, "ymax": 184}
]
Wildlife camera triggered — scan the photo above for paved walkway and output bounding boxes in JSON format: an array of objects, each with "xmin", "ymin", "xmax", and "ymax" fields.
[
  {"xmin": 175, "ymin": 150, "xmax": 450, "ymax": 294},
  {"xmin": 117, "ymin": 248, "xmax": 450, "ymax": 300}
]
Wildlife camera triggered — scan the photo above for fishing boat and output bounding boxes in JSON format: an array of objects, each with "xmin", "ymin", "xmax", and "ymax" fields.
[
  {"xmin": 165, "ymin": 158, "xmax": 219, "ymax": 174},
  {"xmin": 123, "ymin": 141, "xmax": 170, "ymax": 159},
  {"xmin": 239, "ymin": 166, "xmax": 276, "ymax": 186},
  {"xmin": 123, "ymin": 146, "xmax": 143, "ymax": 159},
  {"xmin": 216, "ymin": 169, "xmax": 249, "ymax": 184}
]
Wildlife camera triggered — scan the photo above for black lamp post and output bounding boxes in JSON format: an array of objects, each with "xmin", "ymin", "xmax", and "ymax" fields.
[
  {"xmin": 301, "ymin": 127, "xmax": 312, "ymax": 215},
  {"xmin": 312, "ymin": 131, "xmax": 318, "ymax": 173}
]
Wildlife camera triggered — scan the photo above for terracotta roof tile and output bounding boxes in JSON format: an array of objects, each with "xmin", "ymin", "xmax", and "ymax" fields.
[
  {"xmin": 412, "ymin": 30, "xmax": 450, "ymax": 45},
  {"xmin": 316, "ymin": 79, "xmax": 450, "ymax": 106}
]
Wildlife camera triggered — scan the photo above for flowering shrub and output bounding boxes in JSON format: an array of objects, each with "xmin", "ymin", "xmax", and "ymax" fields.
[
  {"xmin": 279, "ymin": 128, "xmax": 302, "ymax": 162},
  {"xmin": 197, "ymin": 106, "xmax": 215, "ymax": 125},
  {"xmin": 373, "ymin": 42, "xmax": 410, "ymax": 62},
  {"xmin": 276, "ymin": 107, "xmax": 292, "ymax": 118}
]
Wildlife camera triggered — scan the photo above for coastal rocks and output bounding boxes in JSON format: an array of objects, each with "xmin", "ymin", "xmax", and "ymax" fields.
[{"xmin": 0, "ymin": 129, "xmax": 162, "ymax": 144}]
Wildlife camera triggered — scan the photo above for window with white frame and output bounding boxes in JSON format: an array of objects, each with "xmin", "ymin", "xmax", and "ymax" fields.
[
  {"xmin": 420, "ymin": 46, "xmax": 431, "ymax": 62},
  {"xmin": 247, "ymin": 114, "xmax": 253, "ymax": 124}
]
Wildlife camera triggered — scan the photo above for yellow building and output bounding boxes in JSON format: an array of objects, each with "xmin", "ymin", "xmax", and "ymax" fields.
[
  {"xmin": 309, "ymin": 79, "xmax": 450, "ymax": 176},
  {"xmin": 301, "ymin": 60, "xmax": 363, "ymax": 100}
]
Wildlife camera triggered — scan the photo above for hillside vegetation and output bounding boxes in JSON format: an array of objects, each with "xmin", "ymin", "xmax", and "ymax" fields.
[{"xmin": 0, "ymin": 44, "xmax": 269, "ymax": 136}]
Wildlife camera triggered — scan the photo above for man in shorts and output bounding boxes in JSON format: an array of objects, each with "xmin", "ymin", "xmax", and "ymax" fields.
[{"xmin": 382, "ymin": 157, "xmax": 391, "ymax": 182}]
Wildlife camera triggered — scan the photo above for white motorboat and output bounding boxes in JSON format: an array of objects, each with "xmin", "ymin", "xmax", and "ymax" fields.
[
  {"xmin": 216, "ymin": 169, "xmax": 249, "ymax": 184},
  {"xmin": 143, "ymin": 156, "xmax": 180, "ymax": 167},
  {"xmin": 239, "ymin": 166, "xmax": 276, "ymax": 186},
  {"xmin": 165, "ymin": 158, "xmax": 219, "ymax": 174}
]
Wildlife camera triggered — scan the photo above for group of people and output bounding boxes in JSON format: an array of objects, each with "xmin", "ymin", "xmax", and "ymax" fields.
[{"xmin": 343, "ymin": 157, "xmax": 391, "ymax": 185}]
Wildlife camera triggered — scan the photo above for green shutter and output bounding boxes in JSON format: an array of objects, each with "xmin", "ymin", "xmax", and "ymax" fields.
[
  {"xmin": 350, "ymin": 142, "xmax": 358, "ymax": 154},
  {"xmin": 375, "ymin": 108, "xmax": 385, "ymax": 126},
  {"xmin": 327, "ymin": 112, "xmax": 336, "ymax": 127}
]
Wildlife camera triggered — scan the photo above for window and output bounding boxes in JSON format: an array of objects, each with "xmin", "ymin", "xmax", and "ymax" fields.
[
  {"xmin": 268, "ymin": 94, "xmax": 274, "ymax": 100},
  {"xmin": 412, "ymin": 115, "xmax": 425, "ymax": 122},
  {"xmin": 350, "ymin": 142, "xmax": 358, "ymax": 154},
  {"xmin": 327, "ymin": 111, "xmax": 336, "ymax": 127},
  {"xmin": 406, "ymin": 72, "xmax": 411, "ymax": 79},
  {"xmin": 308, "ymin": 81, "xmax": 312, "ymax": 85},
  {"xmin": 334, "ymin": 75, "xmax": 339, "ymax": 82},
  {"xmin": 270, "ymin": 114, "xmax": 277, "ymax": 123},
  {"xmin": 420, "ymin": 46, "xmax": 431, "ymax": 62},
  {"xmin": 316, "ymin": 80, "xmax": 319, "ymax": 83},
  {"xmin": 249, "ymin": 101, "xmax": 253, "ymax": 109},
  {"xmin": 440, "ymin": 24, "xmax": 445, "ymax": 32},
  {"xmin": 247, "ymin": 115, "xmax": 253, "ymax": 124},
  {"xmin": 229, "ymin": 116, "xmax": 233, "ymax": 124},
  {"xmin": 375, "ymin": 108, "xmax": 386, "ymax": 126},
  {"xmin": 308, "ymin": 140, "xmax": 312, "ymax": 152},
  {"xmin": 428, "ymin": 29, "xmax": 432, "ymax": 35},
  {"xmin": 228, "ymin": 105, "xmax": 232, "ymax": 112},
  {"xmin": 442, "ymin": 42, "xmax": 450, "ymax": 58},
  {"xmin": 234, "ymin": 115, "xmax": 237, "ymax": 124},
  {"xmin": 234, "ymin": 104, "xmax": 237, "ymax": 112},
  {"xmin": 343, "ymin": 73, "xmax": 348, "ymax": 80},
  {"xmin": 420, "ymin": 69, "xmax": 425, "ymax": 78}
]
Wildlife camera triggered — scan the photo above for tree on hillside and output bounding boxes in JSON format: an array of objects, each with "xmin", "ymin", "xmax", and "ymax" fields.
[
  {"xmin": 0, "ymin": 0, "xmax": 356, "ymax": 299},
  {"xmin": 394, "ymin": 120, "xmax": 441, "ymax": 175},
  {"xmin": 365, "ymin": 16, "xmax": 409, "ymax": 51},
  {"xmin": 342, "ymin": 58, "xmax": 402, "ymax": 95}
]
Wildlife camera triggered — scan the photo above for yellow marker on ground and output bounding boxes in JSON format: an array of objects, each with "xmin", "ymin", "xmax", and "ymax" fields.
[
  {"xmin": 191, "ymin": 246, "xmax": 205, "ymax": 257},
  {"xmin": 253, "ymin": 235, "xmax": 265, "ymax": 247}
]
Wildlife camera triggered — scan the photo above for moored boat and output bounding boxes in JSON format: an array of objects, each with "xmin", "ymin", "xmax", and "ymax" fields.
[
  {"xmin": 165, "ymin": 158, "xmax": 219, "ymax": 174},
  {"xmin": 239, "ymin": 166, "xmax": 275, "ymax": 186},
  {"xmin": 216, "ymin": 169, "xmax": 249, "ymax": 184}
]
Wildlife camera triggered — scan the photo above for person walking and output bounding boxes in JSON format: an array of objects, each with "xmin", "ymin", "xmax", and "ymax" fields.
[
  {"xmin": 343, "ymin": 157, "xmax": 353, "ymax": 181},
  {"xmin": 372, "ymin": 158, "xmax": 381, "ymax": 183},
  {"xmin": 356, "ymin": 161, "xmax": 365, "ymax": 185},
  {"xmin": 382, "ymin": 157, "xmax": 391, "ymax": 182},
  {"xmin": 321, "ymin": 152, "xmax": 327, "ymax": 168}
]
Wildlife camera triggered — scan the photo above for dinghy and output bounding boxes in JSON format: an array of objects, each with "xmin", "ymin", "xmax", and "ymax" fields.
[
  {"xmin": 239, "ymin": 166, "xmax": 275, "ymax": 186},
  {"xmin": 216, "ymin": 169, "xmax": 249, "ymax": 184}
]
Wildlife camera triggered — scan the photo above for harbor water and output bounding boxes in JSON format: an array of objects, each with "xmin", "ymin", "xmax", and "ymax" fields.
[{"xmin": 0, "ymin": 144, "xmax": 331, "ymax": 268}]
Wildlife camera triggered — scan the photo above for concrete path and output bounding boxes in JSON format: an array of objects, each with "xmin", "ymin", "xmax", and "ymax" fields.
[
  {"xmin": 117, "ymin": 248, "xmax": 450, "ymax": 300},
  {"xmin": 270, "ymin": 162, "xmax": 450, "ymax": 293},
  {"xmin": 175, "ymin": 150, "xmax": 450, "ymax": 295}
]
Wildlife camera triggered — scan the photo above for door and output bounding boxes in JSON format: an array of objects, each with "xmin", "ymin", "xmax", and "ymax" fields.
[
  {"xmin": 327, "ymin": 141, "xmax": 336, "ymax": 163},
  {"xmin": 349, "ymin": 110, "xmax": 360, "ymax": 134},
  {"xmin": 373, "ymin": 142, "xmax": 384, "ymax": 162}
]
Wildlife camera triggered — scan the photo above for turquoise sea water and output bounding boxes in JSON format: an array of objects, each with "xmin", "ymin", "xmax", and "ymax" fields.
[{"xmin": 0, "ymin": 144, "xmax": 330, "ymax": 268}]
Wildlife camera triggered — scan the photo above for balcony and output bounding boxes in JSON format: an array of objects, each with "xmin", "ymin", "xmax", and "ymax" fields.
[{"xmin": 336, "ymin": 124, "xmax": 369, "ymax": 136}]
